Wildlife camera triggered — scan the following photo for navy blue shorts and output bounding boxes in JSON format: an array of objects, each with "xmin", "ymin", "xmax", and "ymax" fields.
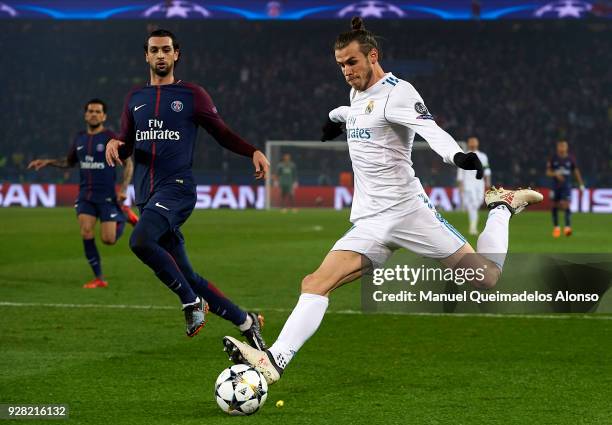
[
  {"xmin": 139, "ymin": 185, "xmax": 196, "ymax": 232},
  {"xmin": 551, "ymin": 186, "xmax": 571, "ymax": 202},
  {"xmin": 75, "ymin": 198, "xmax": 126, "ymax": 222}
]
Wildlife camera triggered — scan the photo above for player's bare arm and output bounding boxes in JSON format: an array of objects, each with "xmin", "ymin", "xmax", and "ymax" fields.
[
  {"xmin": 28, "ymin": 158, "xmax": 75, "ymax": 170},
  {"xmin": 117, "ymin": 157, "xmax": 134, "ymax": 202}
]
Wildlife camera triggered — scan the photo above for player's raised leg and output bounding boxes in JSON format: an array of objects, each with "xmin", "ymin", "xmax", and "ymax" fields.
[
  {"xmin": 223, "ymin": 250, "xmax": 367, "ymax": 384},
  {"xmin": 160, "ymin": 230, "xmax": 267, "ymax": 349},
  {"xmin": 129, "ymin": 209, "xmax": 206, "ymax": 337},
  {"xmin": 442, "ymin": 187, "xmax": 544, "ymax": 288}
]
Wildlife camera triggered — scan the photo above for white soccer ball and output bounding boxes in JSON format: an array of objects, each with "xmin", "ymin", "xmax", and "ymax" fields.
[{"xmin": 215, "ymin": 364, "xmax": 268, "ymax": 416}]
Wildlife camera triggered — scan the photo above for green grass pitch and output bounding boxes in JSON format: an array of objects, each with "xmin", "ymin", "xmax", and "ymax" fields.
[{"xmin": 1, "ymin": 208, "xmax": 611, "ymax": 424}]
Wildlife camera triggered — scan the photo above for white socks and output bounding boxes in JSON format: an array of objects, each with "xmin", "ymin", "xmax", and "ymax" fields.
[
  {"xmin": 269, "ymin": 293, "xmax": 329, "ymax": 368},
  {"xmin": 238, "ymin": 313, "xmax": 253, "ymax": 332},
  {"xmin": 468, "ymin": 207, "xmax": 478, "ymax": 233},
  {"xmin": 476, "ymin": 205, "xmax": 511, "ymax": 270},
  {"xmin": 182, "ymin": 296, "xmax": 200, "ymax": 309}
]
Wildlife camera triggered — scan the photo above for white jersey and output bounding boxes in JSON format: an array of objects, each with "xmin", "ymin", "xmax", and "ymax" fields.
[
  {"xmin": 456, "ymin": 150, "xmax": 491, "ymax": 193},
  {"xmin": 329, "ymin": 73, "xmax": 463, "ymax": 222}
]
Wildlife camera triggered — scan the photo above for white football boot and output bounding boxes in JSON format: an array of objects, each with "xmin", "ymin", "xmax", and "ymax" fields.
[
  {"xmin": 485, "ymin": 186, "xmax": 543, "ymax": 214},
  {"xmin": 223, "ymin": 336, "xmax": 282, "ymax": 385}
]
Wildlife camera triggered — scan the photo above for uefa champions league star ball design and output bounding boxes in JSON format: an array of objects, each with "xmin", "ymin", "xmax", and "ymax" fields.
[{"xmin": 215, "ymin": 364, "xmax": 268, "ymax": 415}]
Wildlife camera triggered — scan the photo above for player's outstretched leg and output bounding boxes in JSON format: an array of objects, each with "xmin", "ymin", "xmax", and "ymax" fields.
[
  {"xmin": 129, "ymin": 210, "xmax": 207, "ymax": 337},
  {"xmin": 223, "ymin": 250, "xmax": 366, "ymax": 385},
  {"xmin": 160, "ymin": 231, "xmax": 267, "ymax": 350},
  {"xmin": 451, "ymin": 187, "xmax": 543, "ymax": 286}
]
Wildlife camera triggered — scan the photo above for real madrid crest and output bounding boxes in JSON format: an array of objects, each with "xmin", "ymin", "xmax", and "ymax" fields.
[{"xmin": 365, "ymin": 100, "xmax": 374, "ymax": 114}]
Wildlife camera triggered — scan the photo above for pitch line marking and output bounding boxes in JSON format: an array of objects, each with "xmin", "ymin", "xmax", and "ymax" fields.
[{"xmin": 0, "ymin": 301, "xmax": 610, "ymax": 320}]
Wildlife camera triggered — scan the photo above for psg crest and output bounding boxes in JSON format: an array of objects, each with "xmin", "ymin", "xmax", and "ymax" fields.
[{"xmin": 171, "ymin": 100, "xmax": 183, "ymax": 112}]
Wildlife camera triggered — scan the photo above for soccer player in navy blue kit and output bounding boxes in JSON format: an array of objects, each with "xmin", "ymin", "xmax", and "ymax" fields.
[
  {"xmin": 28, "ymin": 99, "xmax": 139, "ymax": 288},
  {"xmin": 105, "ymin": 29, "xmax": 269, "ymax": 345},
  {"xmin": 546, "ymin": 140, "xmax": 585, "ymax": 237}
]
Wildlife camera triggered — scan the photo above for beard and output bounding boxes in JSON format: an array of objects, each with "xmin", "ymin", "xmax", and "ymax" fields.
[
  {"xmin": 358, "ymin": 66, "xmax": 373, "ymax": 91},
  {"xmin": 87, "ymin": 121, "xmax": 101, "ymax": 130},
  {"xmin": 348, "ymin": 65, "xmax": 374, "ymax": 91},
  {"xmin": 151, "ymin": 62, "xmax": 172, "ymax": 77}
]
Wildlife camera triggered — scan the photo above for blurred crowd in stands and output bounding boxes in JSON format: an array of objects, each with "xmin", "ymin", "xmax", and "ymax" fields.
[{"xmin": 1, "ymin": 20, "xmax": 610, "ymax": 187}]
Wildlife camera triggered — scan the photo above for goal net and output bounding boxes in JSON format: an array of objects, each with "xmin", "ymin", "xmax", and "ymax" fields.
[{"xmin": 265, "ymin": 140, "xmax": 466, "ymax": 210}]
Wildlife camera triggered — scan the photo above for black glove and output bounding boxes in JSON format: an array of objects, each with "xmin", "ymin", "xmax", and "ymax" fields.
[
  {"xmin": 454, "ymin": 152, "xmax": 484, "ymax": 179},
  {"xmin": 321, "ymin": 118, "xmax": 344, "ymax": 142}
]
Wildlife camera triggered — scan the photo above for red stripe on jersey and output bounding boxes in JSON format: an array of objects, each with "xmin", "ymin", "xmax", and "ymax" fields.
[
  {"xmin": 150, "ymin": 85, "xmax": 161, "ymax": 192},
  {"xmin": 154, "ymin": 85, "xmax": 161, "ymax": 117},
  {"xmin": 86, "ymin": 134, "xmax": 93, "ymax": 200},
  {"xmin": 150, "ymin": 142, "xmax": 156, "ymax": 193},
  {"xmin": 206, "ymin": 281, "xmax": 227, "ymax": 298}
]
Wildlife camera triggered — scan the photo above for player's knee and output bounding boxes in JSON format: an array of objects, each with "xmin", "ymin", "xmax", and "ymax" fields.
[
  {"xmin": 129, "ymin": 231, "xmax": 149, "ymax": 257},
  {"xmin": 101, "ymin": 235, "xmax": 116, "ymax": 245},
  {"xmin": 301, "ymin": 273, "xmax": 328, "ymax": 295},
  {"xmin": 80, "ymin": 227, "xmax": 94, "ymax": 239},
  {"xmin": 472, "ymin": 267, "xmax": 501, "ymax": 289}
]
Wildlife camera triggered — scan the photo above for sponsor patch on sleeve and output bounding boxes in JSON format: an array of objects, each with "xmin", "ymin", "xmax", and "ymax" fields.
[{"xmin": 414, "ymin": 102, "xmax": 434, "ymax": 120}]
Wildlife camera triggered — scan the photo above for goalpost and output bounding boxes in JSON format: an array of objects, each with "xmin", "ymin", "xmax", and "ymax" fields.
[{"xmin": 265, "ymin": 140, "xmax": 466, "ymax": 210}]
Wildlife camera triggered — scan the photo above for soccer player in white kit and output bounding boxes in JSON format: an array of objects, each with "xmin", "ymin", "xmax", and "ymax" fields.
[
  {"xmin": 457, "ymin": 137, "xmax": 491, "ymax": 235},
  {"xmin": 223, "ymin": 17, "xmax": 543, "ymax": 384}
]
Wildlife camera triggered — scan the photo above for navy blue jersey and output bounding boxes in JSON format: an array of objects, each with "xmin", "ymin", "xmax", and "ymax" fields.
[
  {"xmin": 548, "ymin": 154, "xmax": 576, "ymax": 189},
  {"xmin": 67, "ymin": 130, "xmax": 118, "ymax": 203},
  {"xmin": 118, "ymin": 80, "xmax": 256, "ymax": 206}
]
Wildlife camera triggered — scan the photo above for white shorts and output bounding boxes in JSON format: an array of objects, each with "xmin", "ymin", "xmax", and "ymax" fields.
[
  {"xmin": 462, "ymin": 189, "xmax": 484, "ymax": 211},
  {"xmin": 332, "ymin": 193, "xmax": 466, "ymax": 267}
]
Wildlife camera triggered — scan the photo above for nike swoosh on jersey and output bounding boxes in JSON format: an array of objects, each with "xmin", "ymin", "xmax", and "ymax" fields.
[
  {"xmin": 134, "ymin": 104, "xmax": 146, "ymax": 111},
  {"xmin": 77, "ymin": 146, "xmax": 84, "ymax": 150},
  {"xmin": 110, "ymin": 213, "xmax": 118, "ymax": 218},
  {"xmin": 155, "ymin": 202, "xmax": 170, "ymax": 211}
]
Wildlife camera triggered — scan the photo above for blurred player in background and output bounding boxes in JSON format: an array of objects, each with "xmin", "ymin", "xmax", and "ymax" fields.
[
  {"xmin": 223, "ymin": 17, "xmax": 543, "ymax": 385},
  {"xmin": 28, "ymin": 99, "xmax": 138, "ymax": 288},
  {"xmin": 106, "ymin": 29, "xmax": 269, "ymax": 346},
  {"xmin": 457, "ymin": 137, "xmax": 491, "ymax": 235},
  {"xmin": 546, "ymin": 140, "xmax": 584, "ymax": 237},
  {"xmin": 274, "ymin": 153, "xmax": 298, "ymax": 212}
]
